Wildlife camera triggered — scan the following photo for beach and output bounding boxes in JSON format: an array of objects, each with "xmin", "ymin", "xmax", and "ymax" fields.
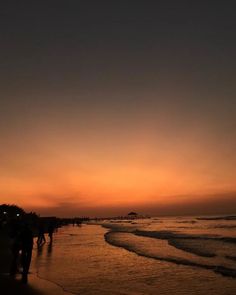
[
  {"xmin": 1, "ymin": 217, "xmax": 236, "ymax": 294},
  {"xmin": 0, "ymin": 228, "xmax": 71, "ymax": 295}
]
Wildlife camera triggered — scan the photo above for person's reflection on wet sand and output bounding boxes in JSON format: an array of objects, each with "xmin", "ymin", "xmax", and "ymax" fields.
[
  {"xmin": 47, "ymin": 241, "xmax": 53, "ymax": 257},
  {"xmin": 36, "ymin": 242, "xmax": 44, "ymax": 258}
]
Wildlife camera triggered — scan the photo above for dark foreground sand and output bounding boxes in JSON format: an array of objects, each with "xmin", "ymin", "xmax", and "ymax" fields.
[{"xmin": 0, "ymin": 230, "xmax": 71, "ymax": 295}]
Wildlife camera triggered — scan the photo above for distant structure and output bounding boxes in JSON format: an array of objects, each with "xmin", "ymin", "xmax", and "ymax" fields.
[
  {"xmin": 127, "ymin": 212, "xmax": 138, "ymax": 219},
  {"xmin": 128, "ymin": 212, "xmax": 138, "ymax": 216}
]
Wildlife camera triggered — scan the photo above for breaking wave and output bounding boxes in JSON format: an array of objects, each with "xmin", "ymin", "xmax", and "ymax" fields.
[{"xmin": 102, "ymin": 219, "xmax": 236, "ymax": 279}]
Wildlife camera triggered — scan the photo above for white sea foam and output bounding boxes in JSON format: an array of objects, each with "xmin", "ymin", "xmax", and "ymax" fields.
[
  {"xmin": 32, "ymin": 218, "xmax": 236, "ymax": 294},
  {"xmin": 102, "ymin": 217, "xmax": 236, "ymax": 278}
]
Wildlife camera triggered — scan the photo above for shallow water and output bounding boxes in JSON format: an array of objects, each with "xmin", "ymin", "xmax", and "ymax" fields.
[{"xmin": 32, "ymin": 217, "xmax": 236, "ymax": 294}]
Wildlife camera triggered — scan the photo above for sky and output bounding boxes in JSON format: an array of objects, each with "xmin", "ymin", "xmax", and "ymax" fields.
[{"xmin": 0, "ymin": 1, "xmax": 236, "ymax": 217}]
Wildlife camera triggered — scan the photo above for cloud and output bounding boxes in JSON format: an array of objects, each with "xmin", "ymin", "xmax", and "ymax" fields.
[{"xmin": 24, "ymin": 191, "xmax": 236, "ymax": 217}]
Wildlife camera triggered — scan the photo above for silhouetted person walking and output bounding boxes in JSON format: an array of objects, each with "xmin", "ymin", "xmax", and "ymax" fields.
[
  {"xmin": 48, "ymin": 222, "xmax": 54, "ymax": 242},
  {"xmin": 9, "ymin": 227, "xmax": 21, "ymax": 275},
  {"xmin": 37, "ymin": 223, "xmax": 46, "ymax": 246},
  {"xmin": 20, "ymin": 223, "xmax": 33, "ymax": 283},
  {"xmin": 9, "ymin": 219, "xmax": 23, "ymax": 275}
]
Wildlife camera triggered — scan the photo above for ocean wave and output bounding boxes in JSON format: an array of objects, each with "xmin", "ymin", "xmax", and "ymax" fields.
[
  {"xmin": 226, "ymin": 256, "xmax": 236, "ymax": 262},
  {"xmin": 102, "ymin": 223, "xmax": 137, "ymax": 233},
  {"xmin": 102, "ymin": 223, "xmax": 236, "ymax": 252},
  {"xmin": 135, "ymin": 230, "xmax": 236, "ymax": 244},
  {"xmin": 133, "ymin": 230, "xmax": 236, "ymax": 259},
  {"xmin": 134, "ymin": 230, "xmax": 216, "ymax": 241},
  {"xmin": 168, "ymin": 238, "xmax": 216, "ymax": 257},
  {"xmin": 134, "ymin": 230, "xmax": 219, "ymax": 258},
  {"xmin": 105, "ymin": 231, "xmax": 236, "ymax": 278},
  {"xmin": 210, "ymin": 224, "xmax": 236, "ymax": 229},
  {"xmin": 197, "ymin": 216, "xmax": 236, "ymax": 221},
  {"xmin": 220, "ymin": 237, "xmax": 236, "ymax": 244},
  {"xmin": 176, "ymin": 220, "xmax": 197, "ymax": 224}
]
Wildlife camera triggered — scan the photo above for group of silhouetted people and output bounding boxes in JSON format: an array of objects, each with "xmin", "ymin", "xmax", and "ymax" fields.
[
  {"xmin": 10, "ymin": 222, "xmax": 33, "ymax": 283},
  {"xmin": 9, "ymin": 220, "xmax": 55, "ymax": 283},
  {"xmin": 36, "ymin": 222, "xmax": 54, "ymax": 246}
]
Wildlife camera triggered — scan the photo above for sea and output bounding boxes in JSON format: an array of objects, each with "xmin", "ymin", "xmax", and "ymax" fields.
[{"xmin": 32, "ymin": 216, "xmax": 236, "ymax": 295}]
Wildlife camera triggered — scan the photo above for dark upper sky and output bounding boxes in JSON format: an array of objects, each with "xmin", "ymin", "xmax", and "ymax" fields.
[
  {"xmin": 0, "ymin": 1, "xmax": 236, "ymax": 216},
  {"xmin": 1, "ymin": 1, "xmax": 235, "ymax": 93}
]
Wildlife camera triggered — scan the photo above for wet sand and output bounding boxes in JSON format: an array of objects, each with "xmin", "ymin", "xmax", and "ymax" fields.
[
  {"xmin": 0, "ymin": 230, "xmax": 72, "ymax": 295},
  {"xmin": 33, "ymin": 224, "xmax": 236, "ymax": 295},
  {"xmin": 2, "ymin": 222, "xmax": 236, "ymax": 294}
]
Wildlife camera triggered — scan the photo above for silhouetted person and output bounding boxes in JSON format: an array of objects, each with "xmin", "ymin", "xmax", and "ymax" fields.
[
  {"xmin": 48, "ymin": 222, "xmax": 54, "ymax": 242},
  {"xmin": 9, "ymin": 226, "xmax": 21, "ymax": 276},
  {"xmin": 37, "ymin": 223, "xmax": 46, "ymax": 246},
  {"xmin": 76, "ymin": 220, "xmax": 82, "ymax": 226},
  {"xmin": 20, "ymin": 223, "xmax": 33, "ymax": 283}
]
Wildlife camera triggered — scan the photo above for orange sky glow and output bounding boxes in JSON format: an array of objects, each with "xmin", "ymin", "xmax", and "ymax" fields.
[
  {"xmin": 1, "ymin": 2, "xmax": 236, "ymax": 217},
  {"xmin": 1, "ymin": 103, "xmax": 236, "ymax": 217}
]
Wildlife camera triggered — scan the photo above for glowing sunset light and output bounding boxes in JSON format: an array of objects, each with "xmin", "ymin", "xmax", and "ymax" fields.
[{"xmin": 0, "ymin": 2, "xmax": 235, "ymax": 217}]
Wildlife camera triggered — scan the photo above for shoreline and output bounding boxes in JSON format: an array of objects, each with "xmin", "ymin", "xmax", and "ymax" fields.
[
  {"xmin": 0, "ymin": 272, "xmax": 73, "ymax": 295},
  {"xmin": 34, "ymin": 271, "xmax": 75, "ymax": 295},
  {"xmin": 0, "ymin": 229, "xmax": 73, "ymax": 295}
]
